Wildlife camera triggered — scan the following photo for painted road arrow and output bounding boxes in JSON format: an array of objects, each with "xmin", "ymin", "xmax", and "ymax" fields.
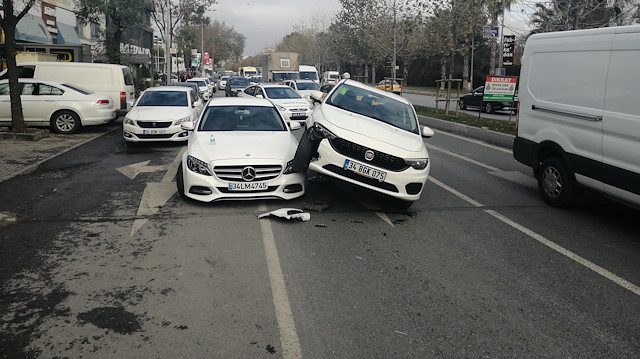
[{"xmin": 117, "ymin": 160, "xmax": 168, "ymax": 180}]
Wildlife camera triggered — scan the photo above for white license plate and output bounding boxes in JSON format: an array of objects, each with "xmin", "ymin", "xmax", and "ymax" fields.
[
  {"xmin": 142, "ymin": 129, "xmax": 166, "ymax": 135},
  {"xmin": 228, "ymin": 182, "xmax": 268, "ymax": 191},
  {"xmin": 343, "ymin": 159, "xmax": 386, "ymax": 182},
  {"xmin": 291, "ymin": 112, "xmax": 305, "ymax": 117}
]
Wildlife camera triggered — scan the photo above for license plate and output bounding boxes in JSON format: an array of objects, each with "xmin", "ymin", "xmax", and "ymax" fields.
[
  {"xmin": 142, "ymin": 129, "xmax": 166, "ymax": 135},
  {"xmin": 343, "ymin": 159, "xmax": 386, "ymax": 182},
  {"xmin": 291, "ymin": 112, "xmax": 305, "ymax": 117},
  {"xmin": 228, "ymin": 182, "xmax": 268, "ymax": 191}
]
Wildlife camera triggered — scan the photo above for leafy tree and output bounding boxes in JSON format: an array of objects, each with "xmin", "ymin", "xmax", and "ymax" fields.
[
  {"xmin": 76, "ymin": 0, "xmax": 154, "ymax": 64},
  {"xmin": 529, "ymin": 0, "xmax": 638, "ymax": 33},
  {"xmin": 0, "ymin": 0, "xmax": 35, "ymax": 132}
]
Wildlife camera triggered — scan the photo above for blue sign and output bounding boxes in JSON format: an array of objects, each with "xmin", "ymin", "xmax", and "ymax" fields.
[{"xmin": 484, "ymin": 27, "xmax": 499, "ymax": 38}]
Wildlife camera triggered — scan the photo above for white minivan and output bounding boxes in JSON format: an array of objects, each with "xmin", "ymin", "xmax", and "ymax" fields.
[
  {"xmin": 513, "ymin": 25, "xmax": 640, "ymax": 208},
  {"xmin": 0, "ymin": 62, "xmax": 136, "ymax": 116}
]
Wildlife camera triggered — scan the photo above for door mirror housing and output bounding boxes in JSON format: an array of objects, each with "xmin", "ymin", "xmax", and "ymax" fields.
[
  {"xmin": 421, "ymin": 126, "xmax": 435, "ymax": 138},
  {"xmin": 181, "ymin": 121, "xmax": 195, "ymax": 131}
]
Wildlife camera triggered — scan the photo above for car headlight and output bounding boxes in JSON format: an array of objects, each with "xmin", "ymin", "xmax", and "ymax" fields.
[
  {"xmin": 312, "ymin": 123, "xmax": 337, "ymax": 140},
  {"xmin": 276, "ymin": 105, "xmax": 287, "ymax": 112},
  {"xmin": 124, "ymin": 117, "xmax": 135, "ymax": 125},
  {"xmin": 187, "ymin": 155, "xmax": 213, "ymax": 176},
  {"xmin": 175, "ymin": 116, "xmax": 190, "ymax": 125},
  {"xmin": 283, "ymin": 159, "xmax": 295, "ymax": 174},
  {"xmin": 405, "ymin": 158, "xmax": 429, "ymax": 170}
]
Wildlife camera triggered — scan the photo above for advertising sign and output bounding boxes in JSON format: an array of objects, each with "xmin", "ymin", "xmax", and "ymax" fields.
[
  {"xmin": 482, "ymin": 76, "xmax": 517, "ymax": 102},
  {"xmin": 483, "ymin": 27, "xmax": 499, "ymax": 38},
  {"xmin": 502, "ymin": 35, "xmax": 515, "ymax": 66}
]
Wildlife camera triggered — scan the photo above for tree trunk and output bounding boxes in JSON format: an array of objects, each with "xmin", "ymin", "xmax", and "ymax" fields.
[
  {"xmin": 2, "ymin": 2, "xmax": 27, "ymax": 132},
  {"xmin": 364, "ymin": 63, "xmax": 369, "ymax": 83},
  {"xmin": 463, "ymin": 53, "xmax": 470, "ymax": 91}
]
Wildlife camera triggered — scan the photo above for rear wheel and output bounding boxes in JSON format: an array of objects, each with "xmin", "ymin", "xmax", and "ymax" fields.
[
  {"xmin": 538, "ymin": 157, "xmax": 577, "ymax": 207},
  {"xmin": 50, "ymin": 110, "xmax": 81, "ymax": 134},
  {"xmin": 459, "ymin": 99, "xmax": 467, "ymax": 110},
  {"xmin": 292, "ymin": 128, "xmax": 320, "ymax": 172},
  {"xmin": 484, "ymin": 102, "xmax": 494, "ymax": 114}
]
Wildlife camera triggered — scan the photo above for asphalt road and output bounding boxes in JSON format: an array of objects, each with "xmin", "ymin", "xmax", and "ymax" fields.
[{"xmin": 1, "ymin": 91, "xmax": 639, "ymax": 358}]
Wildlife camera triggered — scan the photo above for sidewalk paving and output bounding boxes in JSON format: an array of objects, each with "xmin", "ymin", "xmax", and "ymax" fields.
[{"xmin": 0, "ymin": 123, "xmax": 119, "ymax": 184}]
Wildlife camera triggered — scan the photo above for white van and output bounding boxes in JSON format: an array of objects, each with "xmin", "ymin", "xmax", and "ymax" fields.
[
  {"xmin": 322, "ymin": 71, "xmax": 340, "ymax": 85},
  {"xmin": 0, "ymin": 62, "xmax": 136, "ymax": 115},
  {"xmin": 299, "ymin": 65, "xmax": 319, "ymax": 84},
  {"xmin": 513, "ymin": 25, "xmax": 640, "ymax": 208}
]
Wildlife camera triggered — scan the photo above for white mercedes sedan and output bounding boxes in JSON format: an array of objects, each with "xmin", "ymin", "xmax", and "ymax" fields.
[
  {"xmin": 293, "ymin": 79, "xmax": 435, "ymax": 208},
  {"xmin": 177, "ymin": 97, "xmax": 305, "ymax": 203},
  {"xmin": 0, "ymin": 79, "xmax": 116, "ymax": 134},
  {"xmin": 123, "ymin": 86, "xmax": 204, "ymax": 144}
]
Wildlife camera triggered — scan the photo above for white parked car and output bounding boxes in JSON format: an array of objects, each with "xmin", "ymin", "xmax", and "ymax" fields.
[
  {"xmin": 186, "ymin": 78, "xmax": 211, "ymax": 100},
  {"xmin": 123, "ymin": 86, "xmax": 204, "ymax": 144},
  {"xmin": 0, "ymin": 79, "xmax": 116, "ymax": 134},
  {"xmin": 240, "ymin": 84, "xmax": 312, "ymax": 124},
  {"xmin": 293, "ymin": 79, "xmax": 434, "ymax": 208},
  {"xmin": 177, "ymin": 97, "xmax": 305, "ymax": 202},
  {"xmin": 284, "ymin": 79, "xmax": 320, "ymax": 104}
]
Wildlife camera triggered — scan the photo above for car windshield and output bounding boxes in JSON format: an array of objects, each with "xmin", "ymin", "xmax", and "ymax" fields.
[
  {"xmin": 265, "ymin": 87, "xmax": 302, "ymax": 99},
  {"xmin": 273, "ymin": 72, "xmax": 299, "ymax": 81},
  {"xmin": 198, "ymin": 106, "xmax": 287, "ymax": 132},
  {"xmin": 250, "ymin": 77, "xmax": 262, "ymax": 83},
  {"xmin": 137, "ymin": 91, "xmax": 188, "ymax": 107},
  {"xmin": 296, "ymin": 82, "xmax": 319, "ymax": 91},
  {"xmin": 229, "ymin": 77, "xmax": 250, "ymax": 87},
  {"xmin": 221, "ymin": 76, "xmax": 229, "ymax": 81},
  {"xmin": 379, "ymin": 80, "xmax": 399, "ymax": 86},
  {"xmin": 327, "ymin": 83, "xmax": 419, "ymax": 134},
  {"xmin": 300, "ymin": 72, "xmax": 319, "ymax": 81}
]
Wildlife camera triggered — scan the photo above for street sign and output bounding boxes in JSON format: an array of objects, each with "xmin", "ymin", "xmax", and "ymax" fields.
[
  {"xmin": 483, "ymin": 76, "xmax": 517, "ymax": 102},
  {"xmin": 502, "ymin": 35, "xmax": 515, "ymax": 66},
  {"xmin": 484, "ymin": 27, "xmax": 499, "ymax": 38}
]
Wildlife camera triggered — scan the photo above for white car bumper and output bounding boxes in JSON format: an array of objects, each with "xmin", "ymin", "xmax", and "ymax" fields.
[
  {"xmin": 181, "ymin": 156, "xmax": 305, "ymax": 202},
  {"xmin": 123, "ymin": 121, "xmax": 189, "ymax": 142},
  {"xmin": 280, "ymin": 108, "xmax": 313, "ymax": 124},
  {"xmin": 308, "ymin": 139, "xmax": 430, "ymax": 201}
]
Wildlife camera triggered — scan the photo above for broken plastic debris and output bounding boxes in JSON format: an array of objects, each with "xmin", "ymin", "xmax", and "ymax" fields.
[
  {"xmin": 394, "ymin": 330, "xmax": 408, "ymax": 335},
  {"xmin": 258, "ymin": 208, "xmax": 310, "ymax": 222}
]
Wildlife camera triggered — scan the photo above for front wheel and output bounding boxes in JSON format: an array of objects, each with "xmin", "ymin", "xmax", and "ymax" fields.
[
  {"xmin": 50, "ymin": 110, "xmax": 81, "ymax": 134},
  {"xmin": 292, "ymin": 128, "xmax": 320, "ymax": 172},
  {"xmin": 484, "ymin": 102, "xmax": 494, "ymax": 114},
  {"xmin": 538, "ymin": 157, "xmax": 577, "ymax": 207},
  {"xmin": 176, "ymin": 162, "xmax": 187, "ymax": 200}
]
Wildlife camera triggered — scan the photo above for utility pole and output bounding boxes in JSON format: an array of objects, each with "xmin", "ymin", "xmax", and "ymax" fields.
[
  {"xmin": 164, "ymin": 0, "xmax": 172, "ymax": 84},
  {"xmin": 391, "ymin": 0, "xmax": 397, "ymax": 81},
  {"xmin": 201, "ymin": 23, "xmax": 204, "ymax": 77},
  {"xmin": 498, "ymin": 0, "xmax": 505, "ymax": 76}
]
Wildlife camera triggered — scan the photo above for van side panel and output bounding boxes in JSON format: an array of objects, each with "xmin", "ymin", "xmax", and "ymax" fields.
[{"xmin": 602, "ymin": 31, "xmax": 640, "ymax": 199}]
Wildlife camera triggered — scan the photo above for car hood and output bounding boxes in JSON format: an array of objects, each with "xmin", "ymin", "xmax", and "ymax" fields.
[
  {"xmin": 270, "ymin": 98, "xmax": 310, "ymax": 109},
  {"xmin": 127, "ymin": 106, "xmax": 193, "ymax": 121},
  {"xmin": 189, "ymin": 131, "xmax": 297, "ymax": 162},
  {"xmin": 318, "ymin": 104, "xmax": 425, "ymax": 153}
]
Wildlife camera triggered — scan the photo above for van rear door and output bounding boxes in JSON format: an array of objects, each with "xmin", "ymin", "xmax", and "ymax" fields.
[
  {"xmin": 602, "ymin": 29, "xmax": 640, "ymax": 204},
  {"xmin": 121, "ymin": 67, "xmax": 135, "ymax": 111}
]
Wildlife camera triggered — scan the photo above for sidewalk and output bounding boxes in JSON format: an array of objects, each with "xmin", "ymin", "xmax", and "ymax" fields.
[{"xmin": 0, "ymin": 124, "xmax": 118, "ymax": 184}]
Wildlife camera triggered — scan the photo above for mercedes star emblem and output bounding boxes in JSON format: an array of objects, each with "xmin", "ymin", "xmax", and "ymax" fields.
[{"xmin": 242, "ymin": 166, "xmax": 256, "ymax": 181}]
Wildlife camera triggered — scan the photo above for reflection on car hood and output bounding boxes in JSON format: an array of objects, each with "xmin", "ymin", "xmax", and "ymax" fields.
[
  {"xmin": 127, "ymin": 106, "xmax": 192, "ymax": 121},
  {"xmin": 190, "ymin": 131, "xmax": 297, "ymax": 162},
  {"xmin": 270, "ymin": 98, "xmax": 309, "ymax": 109},
  {"xmin": 319, "ymin": 104, "xmax": 425, "ymax": 153}
]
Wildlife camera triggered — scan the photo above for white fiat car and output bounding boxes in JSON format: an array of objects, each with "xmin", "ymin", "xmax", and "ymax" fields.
[
  {"xmin": 177, "ymin": 97, "xmax": 305, "ymax": 202},
  {"xmin": 123, "ymin": 86, "xmax": 203, "ymax": 143},
  {"xmin": 240, "ymin": 84, "xmax": 312, "ymax": 124},
  {"xmin": 293, "ymin": 80, "xmax": 434, "ymax": 207}
]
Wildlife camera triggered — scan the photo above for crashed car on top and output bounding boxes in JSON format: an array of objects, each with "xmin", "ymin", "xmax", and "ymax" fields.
[{"xmin": 293, "ymin": 79, "xmax": 434, "ymax": 208}]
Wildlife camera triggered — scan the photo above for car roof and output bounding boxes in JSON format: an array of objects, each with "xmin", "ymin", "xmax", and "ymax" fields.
[
  {"xmin": 207, "ymin": 97, "xmax": 275, "ymax": 108},
  {"xmin": 143, "ymin": 86, "xmax": 192, "ymax": 93}
]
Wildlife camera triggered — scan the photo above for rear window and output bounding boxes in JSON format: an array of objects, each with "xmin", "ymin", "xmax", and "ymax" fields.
[
  {"xmin": 122, "ymin": 67, "xmax": 134, "ymax": 86},
  {"xmin": 63, "ymin": 84, "xmax": 91, "ymax": 95}
]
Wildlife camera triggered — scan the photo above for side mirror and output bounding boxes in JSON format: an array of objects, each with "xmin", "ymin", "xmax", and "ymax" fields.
[
  {"xmin": 289, "ymin": 121, "xmax": 302, "ymax": 131},
  {"xmin": 181, "ymin": 121, "xmax": 195, "ymax": 131},
  {"xmin": 421, "ymin": 126, "xmax": 435, "ymax": 138},
  {"xmin": 310, "ymin": 90, "xmax": 323, "ymax": 102}
]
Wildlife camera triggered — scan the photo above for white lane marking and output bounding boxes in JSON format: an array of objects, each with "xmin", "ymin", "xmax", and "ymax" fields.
[
  {"xmin": 429, "ymin": 176, "xmax": 640, "ymax": 297},
  {"xmin": 428, "ymin": 177, "xmax": 484, "ymax": 207},
  {"xmin": 117, "ymin": 160, "xmax": 167, "ymax": 180},
  {"xmin": 432, "ymin": 129, "xmax": 512, "ymax": 153},
  {"xmin": 355, "ymin": 197, "xmax": 394, "ymax": 227},
  {"xmin": 258, "ymin": 203, "xmax": 303, "ymax": 359},
  {"xmin": 130, "ymin": 148, "xmax": 186, "ymax": 236},
  {"xmin": 425, "ymin": 143, "xmax": 501, "ymax": 172}
]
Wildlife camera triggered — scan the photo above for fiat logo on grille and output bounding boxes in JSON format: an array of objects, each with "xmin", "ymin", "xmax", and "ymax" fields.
[
  {"xmin": 241, "ymin": 166, "xmax": 256, "ymax": 181},
  {"xmin": 364, "ymin": 150, "xmax": 375, "ymax": 161}
]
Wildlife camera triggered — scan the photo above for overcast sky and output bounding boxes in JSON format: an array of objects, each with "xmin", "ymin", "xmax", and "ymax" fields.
[
  {"xmin": 209, "ymin": 0, "xmax": 531, "ymax": 58},
  {"xmin": 209, "ymin": 0, "xmax": 342, "ymax": 57}
]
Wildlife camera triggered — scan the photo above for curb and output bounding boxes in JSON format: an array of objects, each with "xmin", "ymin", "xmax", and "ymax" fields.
[
  {"xmin": 417, "ymin": 114, "xmax": 514, "ymax": 149},
  {"xmin": 0, "ymin": 129, "xmax": 50, "ymax": 141}
]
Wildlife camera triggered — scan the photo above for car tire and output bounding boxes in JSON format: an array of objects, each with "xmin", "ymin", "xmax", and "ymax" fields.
[
  {"xmin": 292, "ymin": 128, "xmax": 320, "ymax": 172},
  {"xmin": 459, "ymin": 99, "xmax": 467, "ymax": 110},
  {"xmin": 538, "ymin": 157, "xmax": 577, "ymax": 207},
  {"xmin": 484, "ymin": 102, "xmax": 494, "ymax": 114},
  {"xmin": 176, "ymin": 162, "xmax": 188, "ymax": 200},
  {"xmin": 50, "ymin": 110, "xmax": 81, "ymax": 134}
]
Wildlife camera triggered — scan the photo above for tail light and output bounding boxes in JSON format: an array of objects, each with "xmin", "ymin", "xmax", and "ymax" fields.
[
  {"xmin": 96, "ymin": 99, "xmax": 110, "ymax": 105},
  {"xmin": 120, "ymin": 92, "xmax": 126, "ymax": 102}
]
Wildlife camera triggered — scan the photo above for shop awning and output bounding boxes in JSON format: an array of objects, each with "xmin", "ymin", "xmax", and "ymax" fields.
[
  {"xmin": 57, "ymin": 23, "xmax": 82, "ymax": 46},
  {"xmin": 15, "ymin": 14, "xmax": 52, "ymax": 44}
]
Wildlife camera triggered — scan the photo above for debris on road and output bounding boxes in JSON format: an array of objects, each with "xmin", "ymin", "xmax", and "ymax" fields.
[
  {"xmin": 73, "ymin": 271, "xmax": 89, "ymax": 276},
  {"xmin": 305, "ymin": 202, "xmax": 331, "ymax": 212},
  {"xmin": 394, "ymin": 330, "xmax": 408, "ymax": 335},
  {"xmin": 315, "ymin": 224, "xmax": 327, "ymax": 228},
  {"xmin": 258, "ymin": 208, "xmax": 310, "ymax": 222}
]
